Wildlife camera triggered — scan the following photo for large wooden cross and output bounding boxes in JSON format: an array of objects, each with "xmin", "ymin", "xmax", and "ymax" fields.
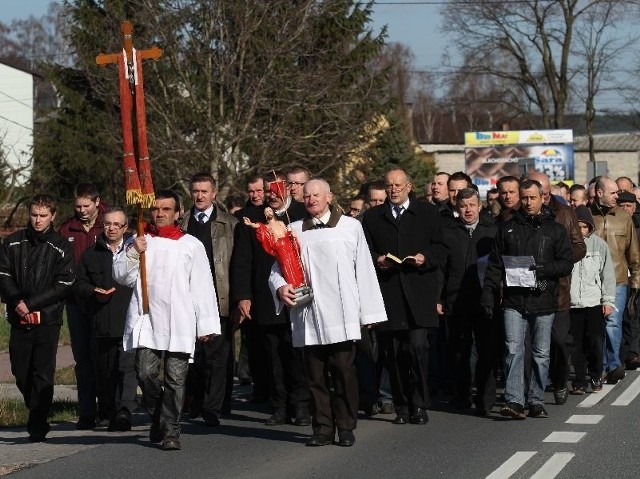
[{"xmin": 96, "ymin": 21, "xmax": 163, "ymax": 314}]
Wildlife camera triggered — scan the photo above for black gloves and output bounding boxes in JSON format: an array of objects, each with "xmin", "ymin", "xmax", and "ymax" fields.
[
  {"xmin": 482, "ymin": 306, "xmax": 494, "ymax": 320},
  {"xmin": 529, "ymin": 263, "xmax": 546, "ymax": 278}
]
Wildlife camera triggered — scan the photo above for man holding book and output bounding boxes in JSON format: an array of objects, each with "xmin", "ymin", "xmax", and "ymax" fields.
[{"xmin": 362, "ymin": 167, "xmax": 447, "ymax": 425}]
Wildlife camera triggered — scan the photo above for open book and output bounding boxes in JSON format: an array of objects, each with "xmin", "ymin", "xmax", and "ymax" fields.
[{"xmin": 385, "ymin": 253, "xmax": 417, "ymax": 264}]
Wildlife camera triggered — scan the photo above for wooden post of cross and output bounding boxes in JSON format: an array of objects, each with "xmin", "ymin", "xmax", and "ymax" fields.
[{"xmin": 96, "ymin": 21, "xmax": 162, "ymax": 314}]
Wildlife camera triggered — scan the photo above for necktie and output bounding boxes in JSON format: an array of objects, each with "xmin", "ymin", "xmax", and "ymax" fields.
[
  {"xmin": 393, "ymin": 206, "xmax": 403, "ymax": 220},
  {"xmin": 314, "ymin": 222, "xmax": 326, "ymax": 229},
  {"xmin": 197, "ymin": 212, "xmax": 206, "ymax": 224}
]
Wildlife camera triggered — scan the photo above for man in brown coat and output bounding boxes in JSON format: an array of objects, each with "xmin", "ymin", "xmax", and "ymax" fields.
[{"xmin": 590, "ymin": 176, "xmax": 640, "ymax": 382}]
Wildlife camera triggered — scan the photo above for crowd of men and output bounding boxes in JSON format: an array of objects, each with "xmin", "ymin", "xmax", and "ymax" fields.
[{"xmin": 2, "ymin": 166, "xmax": 640, "ymax": 451}]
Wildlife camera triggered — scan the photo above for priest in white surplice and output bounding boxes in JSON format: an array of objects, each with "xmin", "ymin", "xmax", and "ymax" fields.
[
  {"xmin": 114, "ymin": 189, "xmax": 220, "ymax": 451},
  {"xmin": 269, "ymin": 179, "xmax": 387, "ymax": 448}
]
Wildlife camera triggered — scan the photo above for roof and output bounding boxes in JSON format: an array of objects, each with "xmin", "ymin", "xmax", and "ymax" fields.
[
  {"xmin": 0, "ymin": 57, "xmax": 41, "ymax": 79},
  {"xmin": 573, "ymin": 133, "xmax": 640, "ymax": 152}
]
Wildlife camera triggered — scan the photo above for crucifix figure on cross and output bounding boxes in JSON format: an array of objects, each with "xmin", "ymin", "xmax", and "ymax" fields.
[{"xmin": 96, "ymin": 21, "xmax": 163, "ymax": 313}]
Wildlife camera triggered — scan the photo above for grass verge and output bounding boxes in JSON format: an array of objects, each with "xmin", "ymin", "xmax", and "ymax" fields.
[{"xmin": 0, "ymin": 397, "xmax": 78, "ymax": 427}]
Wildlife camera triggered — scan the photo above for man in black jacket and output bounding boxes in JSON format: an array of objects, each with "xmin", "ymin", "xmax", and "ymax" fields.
[
  {"xmin": 362, "ymin": 167, "xmax": 447, "ymax": 425},
  {"xmin": 440, "ymin": 188, "xmax": 498, "ymax": 415},
  {"xmin": 481, "ymin": 180, "xmax": 573, "ymax": 420},
  {"xmin": 230, "ymin": 170, "xmax": 311, "ymax": 426},
  {"xmin": 74, "ymin": 207, "xmax": 136, "ymax": 431},
  {"xmin": 0, "ymin": 194, "xmax": 75, "ymax": 442}
]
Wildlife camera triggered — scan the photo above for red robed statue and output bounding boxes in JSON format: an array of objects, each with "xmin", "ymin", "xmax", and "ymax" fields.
[{"xmin": 243, "ymin": 207, "xmax": 313, "ymax": 306}]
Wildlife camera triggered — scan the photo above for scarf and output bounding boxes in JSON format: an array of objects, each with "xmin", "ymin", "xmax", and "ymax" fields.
[{"xmin": 144, "ymin": 222, "xmax": 185, "ymax": 240}]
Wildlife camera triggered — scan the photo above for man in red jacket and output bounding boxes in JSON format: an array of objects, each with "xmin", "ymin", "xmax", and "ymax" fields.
[{"xmin": 59, "ymin": 183, "xmax": 107, "ymax": 430}]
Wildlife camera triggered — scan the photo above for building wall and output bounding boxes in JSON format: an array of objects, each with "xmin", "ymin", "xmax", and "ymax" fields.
[
  {"xmin": 0, "ymin": 63, "xmax": 34, "ymax": 185},
  {"xmin": 421, "ymin": 144, "xmax": 640, "ymax": 186}
]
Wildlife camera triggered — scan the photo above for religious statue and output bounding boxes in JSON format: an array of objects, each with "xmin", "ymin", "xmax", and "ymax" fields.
[{"xmin": 244, "ymin": 207, "xmax": 313, "ymax": 306}]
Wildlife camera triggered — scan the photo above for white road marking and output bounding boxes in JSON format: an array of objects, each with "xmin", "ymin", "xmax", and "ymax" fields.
[
  {"xmin": 611, "ymin": 373, "xmax": 640, "ymax": 406},
  {"xmin": 577, "ymin": 383, "xmax": 615, "ymax": 408},
  {"xmin": 565, "ymin": 414, "xmax": 604, "ymax": 424},
  {"xmin": 530, "ymin": 452, "xmax": 575, "ymax": 479},
  {"xmin": 543, "ymin": 432, "xmax": 586, "ymax": 443},
  {"xmin": 485, "ymin": 451, "xmax": 537, "ymax": 479}
]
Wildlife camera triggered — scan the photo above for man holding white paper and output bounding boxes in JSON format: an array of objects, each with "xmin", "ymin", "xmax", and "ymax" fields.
[{"xmin": 481, "ymin": 179, "xmax": 573, "ymax": 420}]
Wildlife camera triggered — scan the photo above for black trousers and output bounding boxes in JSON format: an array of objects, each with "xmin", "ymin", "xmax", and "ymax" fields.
[
  {"xmin": 379, "ymin": 327, "xmax": 431, "ymax": 414},
  {"xmin": 305, "ymin": 341, "xmax": 358, "ymax": 436},
  {"xmin": 621, "ymin": 292, "xmax": 640, "ymax": 361},
  {"xmin": 242, "ymin": 320, "xmax": 270, "ymax": 401},
  {"xmin": 186, "ymin": 318, "xmax": 233, "ymax": 416},
  {"xmin": 9, "ymin": 324, "xmax": 61, "ymax": 435},
  {"xmin": 448, "ymin": 312, "xmax": 500, "ymax": 411},
  {"xmin": 95, "ymin": 337, "xmax": 138, "ymax": 420},
  {"xmin": 570, "ymin": 306, "xmax": 605, "ymax": 384},
  {"xmin": 549, "ymin": 310, "xmax": 571, "ymax": 390},
  {"xmin": 262, "ymin": 323, "xmax": 310, "ymax": 411}
]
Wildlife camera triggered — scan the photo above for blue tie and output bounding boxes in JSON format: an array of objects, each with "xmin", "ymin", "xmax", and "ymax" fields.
[
  {"xmin": 393, "ymin": 206, "xmax": 403, "ymax": 220},
  {"xmin": 197, "ymin": 212, "xmax": 206, "ymax": 223}
]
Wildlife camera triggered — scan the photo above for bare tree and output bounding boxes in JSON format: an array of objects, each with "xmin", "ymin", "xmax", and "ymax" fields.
[{"xmin": 441, "ymin": 0, "xmax": 637, "ymax": 129}]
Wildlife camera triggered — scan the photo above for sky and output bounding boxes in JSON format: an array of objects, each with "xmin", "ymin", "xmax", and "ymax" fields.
[{"xmin": 0, "ymin": 0, "xmax": 447, "ymax": 71}]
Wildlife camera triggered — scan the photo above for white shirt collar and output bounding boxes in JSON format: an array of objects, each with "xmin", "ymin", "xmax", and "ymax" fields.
[
  {"xmin": 390, "ymin": 198, "xmax": 410, "ymax": 214},
  {"xmin": 314, "ymin": 209, "xmax": 332, "ymax": 225},
  {"xmin": 195, "ymin": 204, "xmax": 215, "ymax": 222}
]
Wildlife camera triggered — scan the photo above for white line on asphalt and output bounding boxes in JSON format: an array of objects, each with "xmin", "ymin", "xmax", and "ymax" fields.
[
  {"xmin": 529, "ymin": 452, "xmax": 575, "ymax": 479},
  {"xmin": 485, "ymin": 451, "xmax": 537, "ymax": 479},
  {"xmin": 576, "ymin": 384, "xmax": 615, "ymax": 408},
  {"xmin": 565, "ymin": 414, "xmax": 604, "ymax": 424},
  {"xmin": 611, "ymin": 372, "xmax": 640, "ymax": 406},
  {"xmin": 543, "ymin": 432, "xmax": 586, "ymax": 443}
]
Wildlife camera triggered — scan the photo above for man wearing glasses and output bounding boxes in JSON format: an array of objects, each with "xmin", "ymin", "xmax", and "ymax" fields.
[
  {"xmin": 286, "ymin": 165, "xmax": 311, "ymax": 203},
  {"xmin": 74, "ymin": 207, "xmax": 137, "ymax": 432},
  {"xmin": 362, "ymin": 167, "xmax": 446, "ymax": 426}
]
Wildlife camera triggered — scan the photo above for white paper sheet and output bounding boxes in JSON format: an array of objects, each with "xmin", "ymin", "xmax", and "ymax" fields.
[{"xmin": 503, "ymin": 255, "xmax": 536, "ymax": 288}]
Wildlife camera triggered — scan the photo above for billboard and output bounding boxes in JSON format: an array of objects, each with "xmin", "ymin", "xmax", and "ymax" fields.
[{"xmin": 464, "ymin": 130, "xmax": 574, "ymax": 197}]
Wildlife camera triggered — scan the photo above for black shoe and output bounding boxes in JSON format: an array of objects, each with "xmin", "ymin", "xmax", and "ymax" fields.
[
  {"xmin": 95, "ymin": 417, "xmax": 110, "ymax": 428},
  {"xmin": 392, "ymin": 413, "xmax": 410, "ymax": 425},
  {"xmin": 500, "ymin": 402, "xmax": 526, "ymax": 420},
  {"xmin": 265, "ymin": 409, "xmax": 287, "ymax": 426},
  {"xmin": 378, "ymin": 402, "xmax": 395, "ymax": 415},
  {"xmin": 113, "ymin": 410, "xmax": 132, "ymax": 432},
  {"xmin": 149, "ymin": 422, "xmax": 165, "ymax": 443},
  {"xmin": 410, "ymin": 408, "xmax": 429, "ymax": 425},
  {"xmin": 28, "ymin": 423, "xmax": 50, "ymax": 442},
  {"xmin": 75, "ymin": 416, "xmax": 96, "ymax": 430},
  {"xmin": 553, "ymin": 387, "xmax": 568, "ymax": 405},
  {"xmin": 188, "ymin": 399, "xmax": 203, "ymax": 420},
  {"xmin": 203, "ymin": 412, "xmax": 221, "ymax": 427},
  {"xmin": 528, "ymin": 404, "xmax": 549, "ymax": 418},
  {"xmin": 590, "ymin": 377, "xmax": 603, "ymax": 392},
  {"xmin": 161, "ymin": 436, "xmax": 181, "ymax": 451},
  {"xmin": 360, "ymin": 400, "xmax": 380, "ymax": 416},
  {"xmin": 474, "ymin": 407, "xmax": 491, "ymax": 417},
  {"xmin": 606, "ymin": 365, "xmax": 626, "ymax": 384},
  {"xmin": 293, "ymin": 407, "xmax": 311, "ymax": 426},
  {"xmin": 337, "ymin": 429, "xmax": 355, "ymax": 447},
  {"xmin": 305, "ymin": 434, "xmax": 333, "ymax": 447},
  {"xmin": 570, "ymin": 384, "xmax": 586, "ymax": 395},
  {"xmin": 625, "ymin": 353, "xmax": 640, "ymax": 371}
]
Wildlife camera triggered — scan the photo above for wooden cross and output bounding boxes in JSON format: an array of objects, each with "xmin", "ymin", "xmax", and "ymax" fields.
[{"xmin": 95, "ymin": 21, "xmax": 162, "ymax": 314}]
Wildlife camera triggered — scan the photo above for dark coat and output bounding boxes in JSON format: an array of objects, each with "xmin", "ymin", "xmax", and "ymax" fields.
[
  {"xmin": 440, "ymin": 215, "xmax": 497, "ymax": 316},
  {"xmin": 481, "ymin": 207, "xmax": 573, "ymax": 315},
  {"xmin": 230, "ymin": 199, "xmax": 307, "ymax": 325},
  {"xmin": 362, "ymin": 196, "xmax": 447, "ymax": 330},
  {"xmin": 73, "ymin": 235, "xmax": 133, "ymax": 338},
  {"xmin": 59, "ymin": 202, "xmax": 108, "ymax": 264},
  {"xmin": 0, "ymin": 225, "xmax": 75, "ymax": 326}
]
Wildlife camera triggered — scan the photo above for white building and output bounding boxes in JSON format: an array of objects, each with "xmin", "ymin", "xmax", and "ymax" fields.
[{"xmin": 0, "ymin": 59, "xmax": 35, "ymax": 185}]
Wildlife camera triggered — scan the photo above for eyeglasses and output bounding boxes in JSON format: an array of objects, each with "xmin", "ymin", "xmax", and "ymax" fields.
[
  {"xmin": 104, "ymin": 222, "xmax": 126, "ymax": 229},
  {"xmin": 287, "ymin": 181, "xmax": 305, "ymax": 187},
  {"xmin": 385, "ymin": 183, "xmax": 409, "ymax": 192}
]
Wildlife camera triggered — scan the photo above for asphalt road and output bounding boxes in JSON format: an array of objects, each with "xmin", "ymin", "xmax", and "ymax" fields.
[{"xmin": 3, "ymin": 371, "xmax": 640, "ymax": 479}]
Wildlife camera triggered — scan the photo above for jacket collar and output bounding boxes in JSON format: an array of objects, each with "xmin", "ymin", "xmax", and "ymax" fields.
[{"xmin": 301, "ymin": 206, "xmax": 342, "ymax": 232}]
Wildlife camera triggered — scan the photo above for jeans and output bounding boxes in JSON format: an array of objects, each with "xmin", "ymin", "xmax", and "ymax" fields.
[
  {"xmin": 604, "ymin": 284, "xmax": 627, "ymax": 372},
  {"xmin": 136, "ymin": 348, "xmax": 190, "ymax": 438},
  {"xmin": 503, "ymin": 308, "xmax": 554, "ymax": 407}
]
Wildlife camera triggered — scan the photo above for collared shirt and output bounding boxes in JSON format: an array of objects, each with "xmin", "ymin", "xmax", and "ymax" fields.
[
  {"xmin": 314, "ymin": 210, "xmax": 332, "ymax": 227},
  {"xmin": 195, "ymin": 205, "xmax": 215, "ymax": 223},
  {"xmin": 275, "ymin": 196, "xmax": 292, "ymax": 217},
  {"xmin": 390, "ymin": 198, "xmax": 410, "ymax": 219}
]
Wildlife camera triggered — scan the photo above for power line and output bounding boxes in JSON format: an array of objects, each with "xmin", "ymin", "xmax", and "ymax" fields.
[{"xmin": 0, "ymin": 113, "xmax": 32, "ymax": 131}]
